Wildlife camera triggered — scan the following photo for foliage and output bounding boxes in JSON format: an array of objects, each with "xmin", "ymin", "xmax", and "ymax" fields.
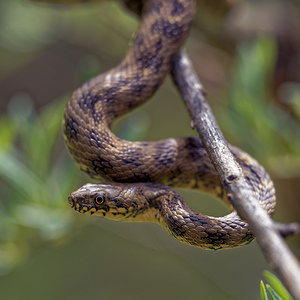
[
  {"xmin": 260, "ymin": 271, "xmax": 293, "ymax": 300},
  {"xmin": 0, "ymin": 93, "xmax": 147, "ymax": 276},
  {"xmin": 0, "ymin": 96, "xmax": 79, "ymax": 275},
  {"xmin": 219, "ymin": 36, "xmax": 300, "ymax": 178}
]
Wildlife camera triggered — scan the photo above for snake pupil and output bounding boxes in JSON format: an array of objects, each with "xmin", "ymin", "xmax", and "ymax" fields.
[{"xmin": 95, "ymin": 195, "xmax": 105, "ymax": 205}]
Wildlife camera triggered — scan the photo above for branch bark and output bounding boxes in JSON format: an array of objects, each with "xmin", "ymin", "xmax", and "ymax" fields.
[{"xmin": 171, "ymin": 51, "xmax": 300, "ymax": 300}]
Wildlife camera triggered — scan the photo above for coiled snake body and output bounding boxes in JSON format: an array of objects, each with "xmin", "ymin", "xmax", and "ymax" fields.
[{"xmin": 64, "ymin": 0, "xmax": 276, "ymax": 250}]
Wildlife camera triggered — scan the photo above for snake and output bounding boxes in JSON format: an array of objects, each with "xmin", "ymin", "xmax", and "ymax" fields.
[{"xmin": 62, "ymin": 0, "xmax": 276, "ymax": 250}]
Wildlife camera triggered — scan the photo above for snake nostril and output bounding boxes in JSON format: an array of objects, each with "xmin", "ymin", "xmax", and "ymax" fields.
[{"xmin": 79, "ymin": 197, "xmax": 88, "ymax": 205}]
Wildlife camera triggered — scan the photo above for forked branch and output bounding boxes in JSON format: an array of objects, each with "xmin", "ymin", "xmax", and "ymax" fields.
[{"xmin": 171, "ymin": 51, "xmax": 300, "ymax": 300}]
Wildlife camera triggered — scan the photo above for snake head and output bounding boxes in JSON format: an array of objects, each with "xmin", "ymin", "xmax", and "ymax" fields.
[{"xmin": 68, "ymin": 183, "xmax": 150, "ymax": 221}]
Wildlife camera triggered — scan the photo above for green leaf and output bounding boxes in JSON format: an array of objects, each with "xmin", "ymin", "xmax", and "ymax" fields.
[
  {"xmin": 264, "ymin": 271, "xmax": 293, "ymax": 300},
  {"xmin": 266, "ymin": 284, "xmax": 284, "ymax": 300},
  {"xmin": 0, "ymin": 117, "xmax": 16, "ymax": 152},
  {"xmin": 22, "ymin": 99, "xmax": 66, "ymax": 177},
  {"xmin": 261, "ymin": 280, "xmax": 268, "ymax": 300},
  {"xmin": 0, "ymin": 149, "xmax": 44, "ymax": 201},
  {"xmin": 219, "ymin": 35, "xmax": 300, "ymax": 177},
  {"xmin": 48, "ymin": 154, "xmax": 80, "ymax": 205},
  {"xmin": 13, "ymin": 204, "xmax": 73, "ymax": 240}
]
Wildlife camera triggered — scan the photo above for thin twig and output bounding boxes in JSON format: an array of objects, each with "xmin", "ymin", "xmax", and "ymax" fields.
[{"xmin": 171, "ymin": 50, "xmax": 300, "ymax": 300}]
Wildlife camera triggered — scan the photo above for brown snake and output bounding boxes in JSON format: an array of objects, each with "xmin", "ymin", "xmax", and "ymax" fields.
[{"xmin": 63, "ymin": 0, "xmax": 276, "ymax": 250}]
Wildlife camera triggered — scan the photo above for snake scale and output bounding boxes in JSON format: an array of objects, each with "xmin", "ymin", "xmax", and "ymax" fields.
[{"xmin": 62, "ymin": 0, "xmax": 276, "ymax": 250}]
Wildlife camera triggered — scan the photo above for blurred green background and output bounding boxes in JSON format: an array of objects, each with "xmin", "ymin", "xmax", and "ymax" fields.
[{"xmin": 0, "ymin": 0, "xmax": 299, "ymax": 299}]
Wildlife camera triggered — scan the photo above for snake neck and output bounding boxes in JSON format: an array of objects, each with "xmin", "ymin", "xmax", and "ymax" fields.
[{"xmin": 147, "ymin": 190, "xmax": 254, "ymax": 250}]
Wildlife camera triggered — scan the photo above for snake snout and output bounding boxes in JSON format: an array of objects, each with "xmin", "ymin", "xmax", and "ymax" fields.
[
  {"xmin": 68, "ymin": 193, "xmax": 92, "ymax": 210},
  {"xmin": 68, "ymin": 194, "xmax": 75, "ymax": 208}
]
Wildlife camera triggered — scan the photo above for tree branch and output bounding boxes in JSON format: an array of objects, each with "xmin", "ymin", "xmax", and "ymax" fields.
[
  {"xmin": 122, "ymin": 1, "xmax": 300, "ymax": 297},
  {"xmin": 171, "ymin": 51, "xmax": 300, "ymax": 300}
]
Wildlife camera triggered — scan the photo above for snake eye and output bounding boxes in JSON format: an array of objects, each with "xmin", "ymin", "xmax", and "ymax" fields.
[{"xmin": 95, "ymin": 195, "xmax": 105, "ymax": 205}]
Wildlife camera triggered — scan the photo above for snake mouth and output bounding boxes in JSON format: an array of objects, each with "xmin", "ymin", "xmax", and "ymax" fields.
[
  {"xmin": 68, "ymin": 195, "xmax": 95, "ymax": 212},
  {"xmin": 76, "ymin": 205, "xmax": 94, "ymax": 214}
]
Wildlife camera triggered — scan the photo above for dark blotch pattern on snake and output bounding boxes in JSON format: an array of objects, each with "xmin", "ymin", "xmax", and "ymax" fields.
[{"xmin": 64, "ymin": 0, "xmax": 276, "ymax": 250}]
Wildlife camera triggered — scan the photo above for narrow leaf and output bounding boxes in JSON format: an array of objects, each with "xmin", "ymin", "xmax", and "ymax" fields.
[
  {"xmin": 0, "ymin": 150, "xmax": 43, "ymax": 200},
  {"xmin": 266, "ymin": 284, "xmax": 284, "ymax": 300},
  {"xmin": 264, "ymin": 271, "xmax": 293, "ymax": 300},
  {"xmin": 261, "ymin": 280, "xmax": 268, "ymax": 300}
]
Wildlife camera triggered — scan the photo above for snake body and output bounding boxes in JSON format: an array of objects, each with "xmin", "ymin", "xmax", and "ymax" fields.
[{"xmin": 64, "ymin": 0, "xmax": 276, "ymax": 250}]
